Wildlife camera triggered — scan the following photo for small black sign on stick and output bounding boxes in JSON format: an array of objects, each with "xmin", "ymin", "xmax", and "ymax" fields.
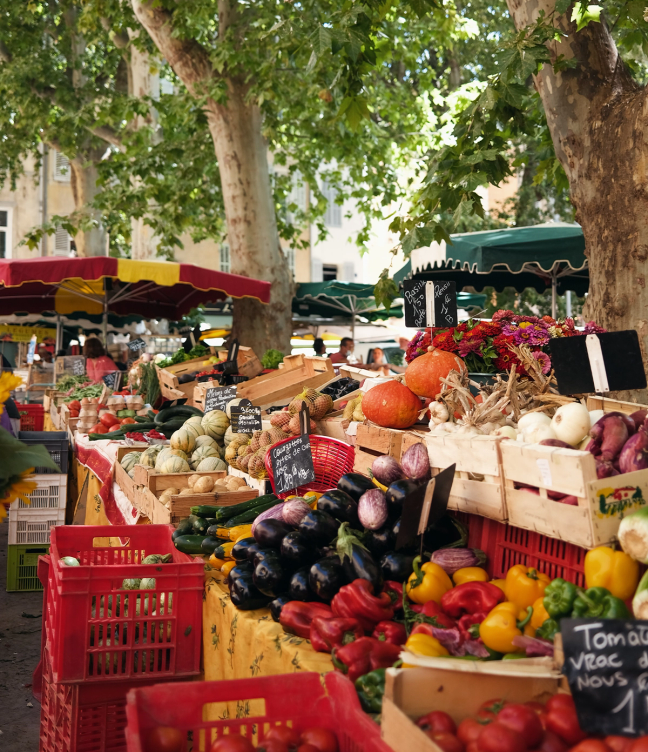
[
  {"xmin": 549, "ymin": 331, "xmax": 647, "ymax": 395},
  {"xmin": 102, "ymin": 371, "xmax": 122, "ymax": 391},
  {"xmin": 270, "ymin": 402, "xmax": 316, "ymax": 495},
  {"xmin": 127, "ymin": 337, "xmax": 146, "ymax": 353},
  {"xmin": 221, "ymin": 339, "xmax": 240, "ymax": 376},
  {"xmin": 204, "ymin": 384, "xmax": 238, "ymax": 413},
  {"xmin": 562, "ymin": 618, "xmax": 648, "ymax": 737},
  {"xmin": 159, "ymin": 397, "xmax": 188, "ymax": 410},
  {"xmin": 230, "ymin": 399, "xmax": 262, "ymax": 434},
  {"xmin": 403, "ymin": 280, "xmax": 458, "ymax": 328},
  {"xmin": 396, "ymin": 464, "xmax": 455, "ymax": 551}
]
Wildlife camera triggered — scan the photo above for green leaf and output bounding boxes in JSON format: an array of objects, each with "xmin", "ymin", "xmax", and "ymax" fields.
[
  {"xmin": 373, "ymin": 268, "xmax": 399, "ymax": 311},
  {"xmin": 0, "ymin": 427, "xmax": 59, "ymax": 479},
  {"xmin": 571, "ymin": 2, "xmax": 602, "ymax": 30}
]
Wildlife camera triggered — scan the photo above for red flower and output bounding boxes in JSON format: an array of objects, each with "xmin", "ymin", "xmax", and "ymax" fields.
[
  {"xmin": 492, "ymin": 309, "xmax": 515, "ymax": 323},
  {"xmin": 432, "ymin": 331, "xmax": 459, "ymax": 353},
  {"xmin": 493, "ymin": 333, "xmax": 515, "ymax": 354},
  {"xmin": 476, "ymin": 321, "xmax": 502, "ymax": 337},
  {"xmin": 456, "ymin": 322, "xmax": 469, "ymax": 333}
]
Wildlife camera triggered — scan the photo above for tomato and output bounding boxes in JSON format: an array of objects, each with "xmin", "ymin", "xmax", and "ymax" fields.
[
  {"xmin": 299, "ymin": 728, "xmax": 338, "ymax": 752},
  {"xmin": 259, "ymin": 741, "xmax": 289, "ymax": 752},
  {"xmin": 606, "ymin": 737, "xmax": 634, "ymax": 752},
  {"xmin": 570, "ymin": 741, "xmax": 613, "ymax": 752},
  {"xmin": 210, "ymin": 737, "xmax": 255, "ymax": 752},
  {"xmin": 417, "ymin": 711, "xmax": 457, "ymax": 735},
  {"xmin": 266, "ymin": 728, "xmax": 301, "ymax": 747},
  {"xmin": 545, "ymin": 696, "xmax": 575, "ymax": 713},
  {"xmin": 145, "ymin": 726, "xmax": 183, "ymax": 752},
  {"xmin": 69, "ymin": 400, "xmax": 81, "ymax": 411},
  {"xmin": 121, "ymin": 417, "xmax": 137, "ymax": 425},
  {"xmin": 477, "ymin": 723, "xmax": 526, "ymax": 752},
  {"xmin": 466, "ymin": 743, "xmax": 480, "ymax": 752},
  {"xmin": 100, "ymin": 413, "xmax": 119, "ymax": 428},
  {"xmin": 628, "ymin": 739, "xmax": 648, "ymax": 752},
  {"xmin": 89, "ymin": 424, "xmax": 107, "ymax": 434},
  {"xmin": 69, "ymin": 410, "xmax": 79, "ymax": 418},
  {"xmin": 432, "ymin": 733, "xmax": 465, "ymax": 752},
  {"xmin": 534, "ymin": 730, "xmax": 568, "ymax": 752},
  {"xmin": 545, "ymin": 703, "xmax": 586, "ymax": 746},
  {"xmin": 498, "ymin": 704, "xmax": 544, "ymax": 747},
  {"xmin": 458, "ymin": 718, "xmax": 487, "ymax": 745},
  {"xmin": 477, "ymin": 700, "xmax": 509, "ymax": 722}
]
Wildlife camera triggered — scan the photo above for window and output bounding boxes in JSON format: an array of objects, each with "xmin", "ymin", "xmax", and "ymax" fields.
[
  {"xmin": 220, "ymin": 243, "xmax": 231, "ymax": 273},
  {"xmin": 321, "ymin": 180, "xmax": 342, "ymax": 227},
  {"xmin": 53, "ymin": 225, "xmax": 71, "ymax": 256},
  {"xmin": 289, "ymin": 171, "xmax": 307, "ymax": 212},
  {"xmin": 0, "ymin": 210, "xmax": 10, "ymax": 259},
  {"xmin": 54, "ymin": 151, "xmax": 71, "ymax": 182},
  {"xmin": 284, "ymin": 247, "xmax": 295, "ymax": 276},
  {"xmin": 322, "ymin": 264, "xmax": 337, "ymax": 281}
]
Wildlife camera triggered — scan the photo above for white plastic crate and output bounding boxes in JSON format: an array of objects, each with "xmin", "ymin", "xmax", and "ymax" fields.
[
  {"xmin": 8, "ymin": 507, "xmax": 66, "ymax": 545},
  {"xmin": 10, "ymin": 474, "xmax": 67, "ymax": 510}
]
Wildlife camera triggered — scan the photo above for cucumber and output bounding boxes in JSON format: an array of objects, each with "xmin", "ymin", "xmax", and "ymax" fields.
[
  {"xmin": 174, "ymin": 535, "xmax": 208, "ymax": 555},
  {"xmin": 192, "ymin": 516, "xmax": 209, "ymax": 535},
  {"xmin": 191, "ymin": 494, "xmax": 278, "ymax": 522},
  {"xmin": 201, "ymin": 537, "xmax": 222, "ymax": 556},
  {"xmin": 155, "ymin": 405, "xmax": 203, "ymax": 425},
  {"xmin": 172, "ymin": 519, "xmax": 194, "ymax": 539},
  {"xmin": 224, "ymin": 500, "xmax": 279, "ymax": 527}
]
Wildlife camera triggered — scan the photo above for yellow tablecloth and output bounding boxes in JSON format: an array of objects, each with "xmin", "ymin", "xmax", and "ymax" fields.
[{"xmin": 203, "ymin": 571, "xmax": 334, "ymax": 681}]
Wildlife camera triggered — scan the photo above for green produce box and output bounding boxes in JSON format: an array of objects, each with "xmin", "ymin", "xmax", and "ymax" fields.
[{"xmin": 6, "ymin": 543, "xmax": 49, "ymax": 592}]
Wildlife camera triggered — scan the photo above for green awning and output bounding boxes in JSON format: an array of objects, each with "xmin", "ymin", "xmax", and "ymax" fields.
[{"xmin": 293, "ymin": 281, "xmax": 397, "ymax": 319}]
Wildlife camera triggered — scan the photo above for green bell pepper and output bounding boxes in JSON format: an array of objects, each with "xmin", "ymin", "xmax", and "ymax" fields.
[
  {"xmin": 543, "ymin": 578, "xmax": 579, "ymax": 619},
  {"xmin": 536, "ymin": 618, "xmax": 560, "ymax": 642},
  {"xmin": 571, "ymin": 587, "xmax": 631, "ymax": 619},
  {"xmin": 355, "ymin": 669, "xmax": 386, "ymax": 714}
]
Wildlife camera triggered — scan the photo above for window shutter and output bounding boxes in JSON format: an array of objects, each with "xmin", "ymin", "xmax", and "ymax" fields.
[
  {"xmin": 322, "ymin": 181, "xmax": 342, "ymax": 228},
  {"xmin": 311, "ymin": 257, "xmax": 323, "ymax": 282},
  {"xmin": 219, "ymin": 243, "xmax": 231, "ymax": 273},
  {"xmin": 53, "ymin": 225, "xmax": 71, "ymax": 256},
  {"xmin": 54, "ymin": 152, "xmax": 71, "ymax": 182},
  {"xmin": 342, "ymin": 262, "xmax": 355, "ymax": 282}
]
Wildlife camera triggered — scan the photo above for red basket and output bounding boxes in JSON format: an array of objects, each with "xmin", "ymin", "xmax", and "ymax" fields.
[
  {"xmin": 45, "ymin": 524, "xmax": 204, "ymax": 684},
  {"xmin": 16, "ymin": 402, "xmax": 45, "ymax": 431},
  {"xmin": 125, "ymin": 672, "xmax": 391, "ymax": 752},
  {"xmin": 264, "ymin": 435, "xmax": 355, "ymax": 499},
  {"xmin": 39, "ymin": 642, "xmax": 187, "ymax": 752}
]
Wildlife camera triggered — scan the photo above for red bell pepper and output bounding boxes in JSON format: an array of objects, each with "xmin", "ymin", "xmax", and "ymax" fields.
[
  {"xmin": 382, "ymin": 581, "xmax": 404, "ymax": 610},
  {"xmin": 457, "ymin": 612, "xmax": 488, "ymax": 640},
  {"xmin": 332, "ymin": 636, "xmax": 401, "ymax": 682},
  {"xmin": 310, "ymin": 616, "xmax": 364, "ymax": 653},
  {"xmin": 279, "ymin": 601, "xmax": 332, "ymax": 639},
  {"xmin": 441, "ymin": 581, "xmax": 504, "ymax": 618},
  {"xmin": 332, "ymin": 579, "xmax": 395, "ymax": 631},
  {"xmin": 372, "ymin": 621, "xmax": 407, "ymax": 646},
  {"xmin": 411, "ymin": 600, "xmax": 457, "ymax": 630}
]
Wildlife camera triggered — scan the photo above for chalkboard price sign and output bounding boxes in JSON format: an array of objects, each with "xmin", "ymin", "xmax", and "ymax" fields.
[
  {"xmin": 562, "ymin": 618, "xmax": 648, "ymax": 736},
  {"xmin": 204, "ymin": 384, "xmax": 237, "ymax": 413},
  {"xmin": 71, "ymin": 357, "xmax": 85, "ymax": 376},
  {"xmin": 403, "ymin": 280, "xmax": 458, "ymax": 328},
  {"xmin": 230, "ymin": 400, "xmax": 262, "ymax": 433},
  {"xmin": 102, "ymin": 371, "xmax": 122, "ymax": 390},
  {"xmin": 55, "ymin": 355, "xmax": 86, "ymax": 379},
  {"xmin": 403, "ymin": 280, "xmax": 428, "ymax": 328},
  {"xmin": 434, "ymin": 281, "xmax": 458, "ymax": 328},
  {"xmin": 270, "ymin": 434, "xmax": 316, "ymax": 495},
  {"xmin": 128, "ymin": 337, "xmax": 146, "ymax": 352}
]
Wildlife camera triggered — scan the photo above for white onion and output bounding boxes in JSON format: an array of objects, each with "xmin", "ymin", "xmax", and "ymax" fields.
[
  {"xmin": 491, "ymin": 425, "xmax": 517, "ymax": 440},
  {"xmin": 524, "ymin": 423, "xmax": 556, "ymax": 444},
  {"xmin": 551, "ymin": 402, "xmax": 591, "ymax": 447},
  {"xmin": 518, "ymin": 412, "xmax": 551, "ymax": 432},
  {"xmin": 589, "ymin": 410, "xmax": 605, "ymax": 427}
]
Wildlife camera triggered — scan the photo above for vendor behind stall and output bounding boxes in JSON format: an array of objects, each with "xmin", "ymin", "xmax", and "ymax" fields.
[{"xmin": 84, "ymin": 337, "xmax": 117, "ymax": 383}]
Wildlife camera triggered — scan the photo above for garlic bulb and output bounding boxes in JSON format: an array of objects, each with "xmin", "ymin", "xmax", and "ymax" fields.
[
  {"xmin": 551, "ymin": 402, "xmax": 591, "ymax": 447},
  {"xmin": 429, "ymin": 401, "xmax": 450, "ymax": 426},
  {"xmin": 518, "ymin": 411, "xmax": 551, "ymax": 433},
  {"xmin": 491, "ymin": 425, "xmax": 517, "ymax": 440}
]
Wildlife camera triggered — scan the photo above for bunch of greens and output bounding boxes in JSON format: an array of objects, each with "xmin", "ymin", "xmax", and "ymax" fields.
[
  {"xmin": 137, "ymin": 362, "xmax": 160, "ymax": 408},
  {"xmin": 261, "ymin": 349, "xmax": 285, "ymax": 370},
  {"xmin": 63, "ymin": 383, "xmax": 104, "ymax": 403},
  {"xmin": 56, "ymin": 374, "xmax": 87, "ymax": 392},
  {"xmin": 187, "ymin": 344, "xmax": 209, "ymax": 359}
]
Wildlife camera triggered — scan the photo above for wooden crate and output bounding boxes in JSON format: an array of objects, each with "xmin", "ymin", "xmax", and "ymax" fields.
[
  {"xmin": 228, "ymin": 465, "xmax": 273, "ymax": 494},
  {"xmin": 382, "ymin": 667, "xmax": 559, "ymax": 752},
  {"xmin": 217, "ymin": 346, "xmax": 263, "ymax": 379},
  {"xmin": 501, "ymin": 440, "xmax": 648, "ymax": 548},
  {"xmin": 237, "ymin": 354, "xmax": 335, "ymax": 408},
  {"xmin": 156, "ymin": 356, "xmax": 211, "ymax": 405},
  {"xmin": 59, "ymin": 403, "xmax": 79, "ymax": 435},
  {"xmin": 192, "ymin": 379, "xmax": 232, "ymax": 412},
  {"xmin": 131, "ymin": 463, "xmax": 227, "ymax": 495},
  {"xmin": 168, "ymin": 487, "xmax": 259, "ymax": 523},
  {"xmin": 587, "ymin": 395, "xmax": 648, "ymax": 415},
  {"xmin": 49, "ymin": 399, "xmax": 61, "ymax": 430},
  {"xmin": 114, "ymin": 444, "xmax": 150, "ymax": 506},
  {"xmin": 423, "ymin": 433, "xmax": 507, "ymax": 521}
]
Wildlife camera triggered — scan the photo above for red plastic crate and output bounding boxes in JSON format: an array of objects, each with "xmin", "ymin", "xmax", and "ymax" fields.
[
  {"xmin": 45, "ymin": 524, "xmax": 204, "ymax": 684},
  {"xmin": 125, "ymin": 672, "xmax": 392, "ymax": 752},
  {"xmin": 264, "ymin": 435, "xmax": 355, "ymax": 499},
  {"xmin": 39, "ymin": 643, "xmax": 188, "ymax": 752},
  {"xmin": 467, "ymin": 515, "xmax": 587, "ymax": 587},
  {"xmin": 16, "ymin": 402, "xmax": 45, "ymax": 431}
]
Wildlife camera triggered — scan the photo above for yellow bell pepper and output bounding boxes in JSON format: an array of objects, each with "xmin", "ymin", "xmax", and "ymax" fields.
[
  {"xmin": 530, "ymin": 597, "xmax": 551, "ymax": 632},
  {"xmin": 208, "ymin": 555, "xmax": 226, "ymax": 570},
  {"xmin": 491, "ymin": 579, "xmax": 507, "ymax": 593},
  {"xmin": 453, "ymin": 567, "xmax": 489, "ymax": 585},
  {"xmin": 406, "ymin": 557, "xmax": 453, "ymax": 604},
  {"xmin": 584, "ymin": 546, "xmax": 640, "ymax": 601},
  {"xmin": 505, "ymin": 564, "xmax": 551, "ymax": 611},
  {"xmin": 479, "ymin": 602, "xmax": 532, "ymax": 654},
  {"xmin": 221, "ymin": 560, "xmax": 237, "ymax": 576},
  {"xmin": 405, "ymin": 633, "xmax": 450, "ymax": 657}
]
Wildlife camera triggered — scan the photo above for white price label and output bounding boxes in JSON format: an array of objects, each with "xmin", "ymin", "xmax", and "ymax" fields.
[{"xmin": 536, "ymin": 458, "xmax": 553, "ymax": 487}]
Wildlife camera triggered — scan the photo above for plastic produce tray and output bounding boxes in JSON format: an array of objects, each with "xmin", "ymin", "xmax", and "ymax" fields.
[
  {"xmin": 6, "ymin": 543, "xmax": 50, "ymax": 592},
  {"xmin": 8, "ymin": 506, "xmax": 66, "ymax": 545},
  {"xmin": 18, "ymin": 430, "xmax": 69, "ymax": 473},
  {"xmin": 16, "ymin": 402, "xmax": 45, "ymax": 431}
]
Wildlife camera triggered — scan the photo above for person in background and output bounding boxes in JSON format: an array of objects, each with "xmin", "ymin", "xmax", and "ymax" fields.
[
  {"xmin": 313, "ymin": 337, "xmax": 326, "ymax": 357},
  {"xmin": 115, "ymin": 350, "xmax": 129, "ymax": 372},
  {"xmin": 329, "ymin": 337, "xmax": 355, "ymax": 365},
  {"xmin": 368, "ymin": 347, "xmax": 391, "ymax": 376},
  {"xmin": 84, "ymin": 337, "xmax": 118, "ymax": 383}
]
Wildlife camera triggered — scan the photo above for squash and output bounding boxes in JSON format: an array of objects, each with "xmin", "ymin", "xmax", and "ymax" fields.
[
  {"xmin": 158, "ymin": 455, "xmax": 191, "ymax": 474},
  {"xmin": 195, "ymin": 434, "xmax": 219, "ymax": 450},
  {"xmin": 120, "ymin": 452, "xmax": 141, "ymax": 474},
  {"xmin": 140, "ymin": 445, "xmax": 163, "ymax": 469},
  {"xmin": 225, "ymin": 398, "xmax": 245, "ymax": 419},
  {"xmin": 190, "ymin": 444, "xmax": 220, "ymax": 470},
  {"xmin": 196, "ymin": 456, "xmax": 227, "ymax": 472},
  {"xmin": 155, "ymin": 448, "xmax": 189, "ymax": 471},
  {"xmin": 201, "ymin": 409, "xmax": 230, "ymax": 440},
  {"xmin": 362, "ymin": 380, "xmax": 421, "ymax": 429},
  {"xmin": 404, "ymin": 347, "xmax": 466, "ymax": 399},
  {"xmin": 170, "ymin": 428, "xmax": 196, "ymax": 454}
]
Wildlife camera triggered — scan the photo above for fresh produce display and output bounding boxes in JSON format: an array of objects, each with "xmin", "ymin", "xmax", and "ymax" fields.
[
  {"xmin": 261, "ymin": 348, "xmax": 285, "ymax": 369},
  {"xmin": 362, "ymin": 380, "xmax": 421, "ymax": 429},
  {"xmin": 157, "ymin": 344, "xmax": 210, "ymax": 369}
]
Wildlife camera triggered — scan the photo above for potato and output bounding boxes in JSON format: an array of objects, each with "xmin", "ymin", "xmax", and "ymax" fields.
[
  {"xmin": 179, "ymin": 488, "xmax": 195, "ymax": 496},
  {"xmin": 226, "ymin": 476, "xmax": 246, "ymax": 489},
  {"xmin": 214, "ymin": 478, "xmax": 228, "ymax": 487},
  {"xmin": 193, "ymin": 476, "xmax": 215, "ymax": 494},
  {"xmin": 187, "ymin": 474, "xmax": 201, "ymax": 489}
]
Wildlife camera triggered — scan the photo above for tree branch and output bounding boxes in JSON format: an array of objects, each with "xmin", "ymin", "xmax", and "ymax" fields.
[
  {"xmin": 100, "ymin": 17, "xmax": 130, "ymax": 49},
  {"xmin": 89, "ymin": 125, "xmax": 124, "ymax": 150},
  {"xmin": 130, "ymin": 0, "xmax": 214, "ymax": 95},
  {"xmin": 0, "ymin": 39, "xmax": 12, "ymax": 64}
]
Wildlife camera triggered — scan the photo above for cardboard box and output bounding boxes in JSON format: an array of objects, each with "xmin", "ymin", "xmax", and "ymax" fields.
[{"xmin": 382, "ymin": 667, "xmax": 560, "ymax": 752}]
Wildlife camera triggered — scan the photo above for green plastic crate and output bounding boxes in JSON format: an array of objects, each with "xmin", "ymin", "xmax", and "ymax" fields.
[{"xmin": 6, "ymin": 543, "xmax": 50, "ymax": 592}]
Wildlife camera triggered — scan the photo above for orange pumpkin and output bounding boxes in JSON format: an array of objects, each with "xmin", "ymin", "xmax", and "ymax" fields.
[
  {"xmin": 362, "ymin": 381, "xmax": 421, "ymax": 429},
  {"xmin": 404, "ymin": 348, "xmax": 466, "ymax": 399}
]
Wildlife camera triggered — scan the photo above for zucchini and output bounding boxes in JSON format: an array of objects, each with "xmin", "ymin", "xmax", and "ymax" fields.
[
  {"xmin": 213, "ymin": 541, "xmax": 235, "ymax": 559},
  {"xmin": 224, "ymin": 500, "xmax": 279, "ymax": 527},
  {"xmin": 192, "ymin": 516, "xmax": 209, "ymax": 535},
  {"xmin": 191, "ymin": 494, "xmax": 278, "ymax": 522},
  {"xmin": 207, "ymin": 524, "xmax": 231, "ymax": 539},
  {"xmin": 155, "ymin": 405, "xmax": 203, "ymax": 425},
  {"xmin": 172, "ymin": 519, "xmax": 194, "ymax": 539},
  {"xmin": 174, "ymin": 535, "xmax": 208, "ymax": 555},
  {"xmin": 201, "ymin": 537, "xmax": 222, "ymax": 556}
]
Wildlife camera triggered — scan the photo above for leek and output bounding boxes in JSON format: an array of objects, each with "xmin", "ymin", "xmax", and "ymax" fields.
[
  {"xmin": 618, "ymin": 506, "xmax": 648, "ymax": 564},
  {"xmin": 633, "ymin": 569, "xmax": 648, "ymax": 619}
]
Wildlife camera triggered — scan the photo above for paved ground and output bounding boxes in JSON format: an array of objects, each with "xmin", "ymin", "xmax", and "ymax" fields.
[{"xmin": 0, "ymin": 522, "xmax": 43, "ymax": 752}]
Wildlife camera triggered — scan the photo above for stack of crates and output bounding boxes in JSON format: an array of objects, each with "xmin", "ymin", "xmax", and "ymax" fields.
[{"xmin": 6, "ymin": 431, "xmax": 69, "ymax": 592}]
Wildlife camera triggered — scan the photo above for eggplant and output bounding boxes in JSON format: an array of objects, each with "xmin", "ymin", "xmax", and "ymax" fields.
[
  {"xmin": 270, "ymin": 594, "xmax": 291, "ymax": 622},
  {"xmin": 337, "ymin": 473, "xmax": 376, "ymax": 502},
  {"xmin": 309, "ymin": 557, "xmax": 347, "ymax": 602},
  {"xmin": 316, "ymin": 489, "xmax": 359, "ymax": 525},
  {"xmin": 358, "ymin": 489, "xmax": 388, "ymax": 530},
  {"xmin": 363, "ymin": 525, "xmax": 395, "ymax": 557},
  {"xmin": 288, "ymin": 566, "xmax": 315, "ymax": 601},
  {"xmin": 380, "ymin": 551, "xmax": 416, "ymax": 581},
  {"xmin": 252, "ymin": 548, "xmax": 280, "ymax": 568},
  {"xmin": 337, "ymin": 523, "xmax": 382, "ymax": 592},
  {"xmin": 386, "ymin": 478, "xmax": 421, "ymax": 518},
  {"xmin": 226, "ymin": 561, "xmax": 253, "ymax": 588},
  {"xmin": 245, "ymin": 541, "xmax": 265, "ymax": 563},
  {"xmin": 423, "ymin": 514, "xmax": 467, "ymax": 552},
  {"xmin": 230, "ymin": 574, "xmax": 272, "ymax": 610},
  {"xmin": 280, "ymin": 531, "xmax": 315, "ymax": 566},
  {"xmin": 298, "ymin": 509, "xmax": 339, "ymax": 545},
  {"xmin": 232, "ymin": 537, "xmax": 257, "ymax": 562},
  {"xmin": 253, "ymin": 556, "xmax": 287, "ymax": 597},
  {"xmin": 253, "ymin": 519, "xmax": 293, "ymax": 549}
]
